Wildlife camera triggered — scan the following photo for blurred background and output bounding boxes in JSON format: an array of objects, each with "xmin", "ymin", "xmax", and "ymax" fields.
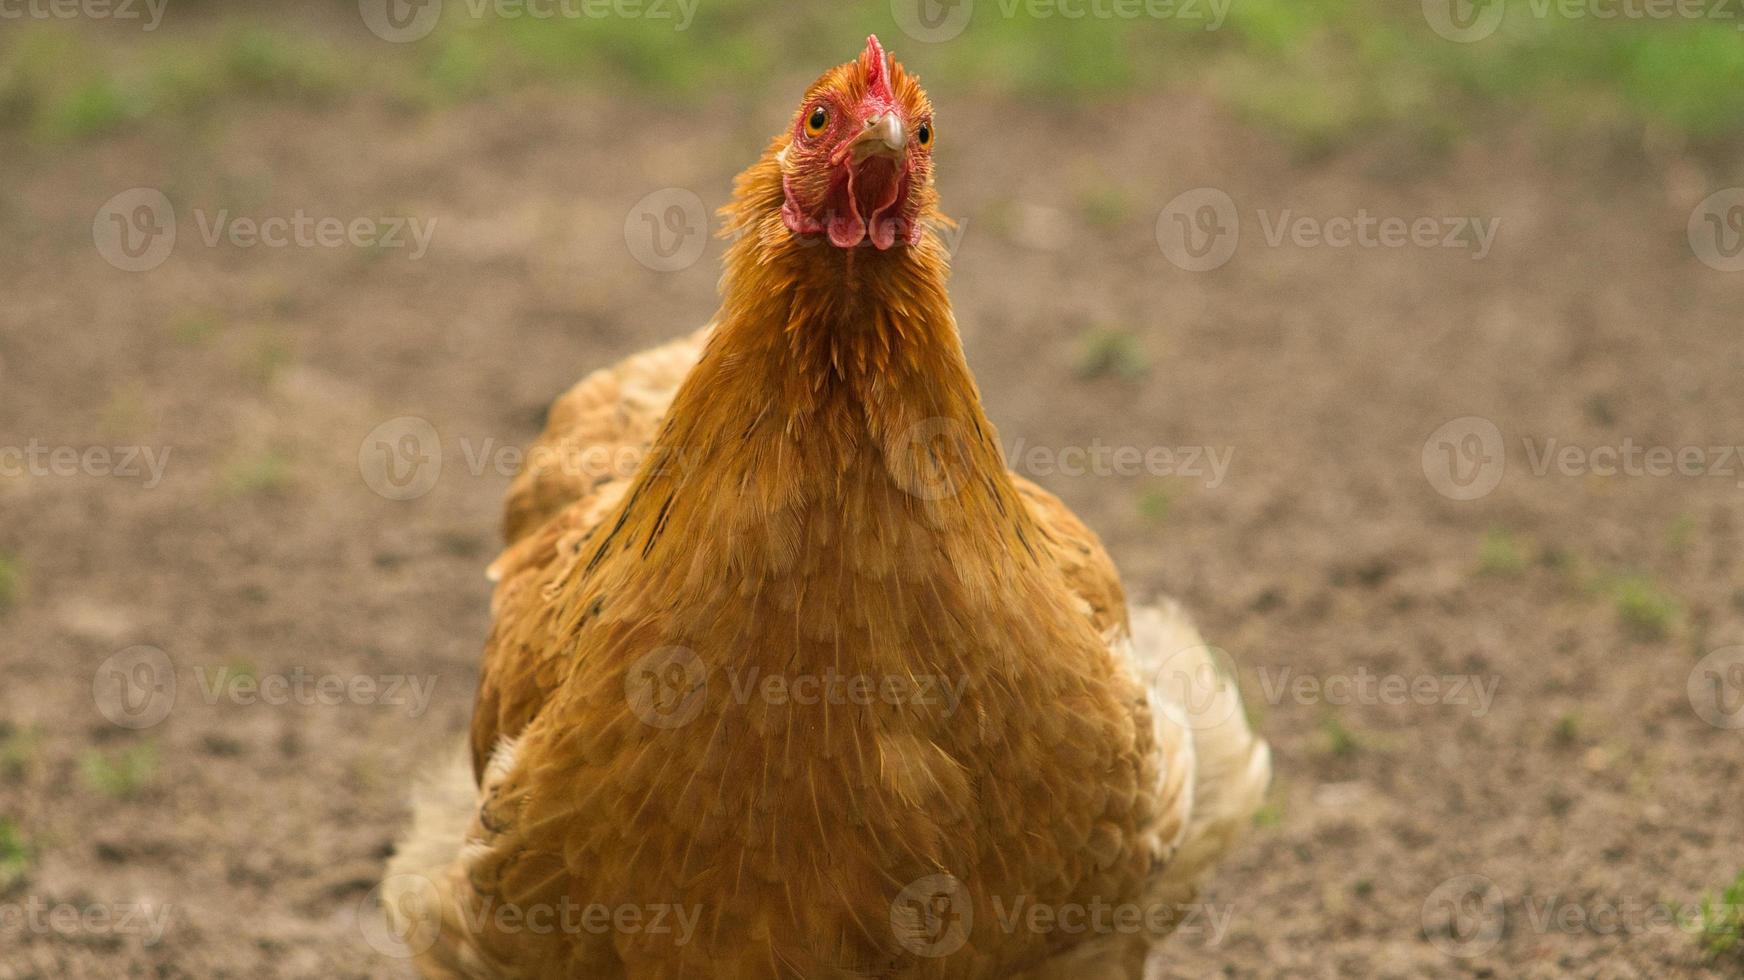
[{"xmin": 3, "ymin": 1, "xmax": 1744, "ymax": 976}]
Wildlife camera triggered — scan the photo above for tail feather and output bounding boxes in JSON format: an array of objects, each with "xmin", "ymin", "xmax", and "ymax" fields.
[
  {"xmin": 387, "ymin": 745, "xmax": 476, "ymax": 890},
  {"xmin": 1130, "ymin": 601, "xmax": 1271, "ymax": 889},
  {"xmin": 383, "ymin": 746, "xmax": 493, "ymax": 980}
]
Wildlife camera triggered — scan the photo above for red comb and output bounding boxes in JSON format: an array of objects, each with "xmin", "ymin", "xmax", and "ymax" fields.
[{"xmin": 863, "ymin": 34, "xmax": 893, "ymax": 101}]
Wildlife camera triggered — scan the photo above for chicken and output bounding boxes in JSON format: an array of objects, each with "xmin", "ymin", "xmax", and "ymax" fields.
[{"xmin": 384, "ymin": 35, "xmax": 1269, "ymax": 980}]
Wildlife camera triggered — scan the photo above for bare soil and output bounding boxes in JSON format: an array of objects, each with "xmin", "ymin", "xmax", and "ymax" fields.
[{"xmin": 2, "ymin": 61, "xmax": 1742, "ymax": 980}]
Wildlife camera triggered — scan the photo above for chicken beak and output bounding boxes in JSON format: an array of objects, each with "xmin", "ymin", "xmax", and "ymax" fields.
[{"xmin": 847, "ymin": 112, "xmax": 906, "ymax": 164}]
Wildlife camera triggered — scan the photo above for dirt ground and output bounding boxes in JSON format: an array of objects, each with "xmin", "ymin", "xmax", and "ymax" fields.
[{"xmin": 3, "ymin": 33, "xmax": 1744, "ymax": 980}]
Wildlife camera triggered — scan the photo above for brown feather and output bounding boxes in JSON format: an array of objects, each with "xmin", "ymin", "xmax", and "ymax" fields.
[{"xmin": 387, "ymin": 42, "xmax": 1267, "ymax": 980}]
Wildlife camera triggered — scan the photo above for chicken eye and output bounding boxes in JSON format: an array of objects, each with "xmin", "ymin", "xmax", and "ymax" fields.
[
  {"xmin": 805, "ymin": 105, "xmax": 829, "ymax": 137},
  {"xmin": 916, "ymin": 122, "xmax": 932, "ymax": 146}
]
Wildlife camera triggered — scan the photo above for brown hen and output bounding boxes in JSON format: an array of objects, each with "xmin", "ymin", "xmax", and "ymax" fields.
[{"xmin": 385, "ymin": 35, "xmax": 1269, "ymax": 980}]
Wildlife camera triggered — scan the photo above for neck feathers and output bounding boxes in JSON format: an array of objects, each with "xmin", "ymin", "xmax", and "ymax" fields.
[
  {"xmin": 710, "ymin": 146, "xmax": 970, "ymax": 410},
  {"xmin": 574, "ymin": 148, "xmax": 1037, "ymax": 619}
]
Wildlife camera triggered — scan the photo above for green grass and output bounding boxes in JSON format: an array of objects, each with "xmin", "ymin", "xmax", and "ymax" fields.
[
  {"xmin": 0, "ymin": 23, "xmax": 351, "ymax": 142},
  {"xmin": 1542, "ymin": 550, "xmax": 1685, "ymax": 641},
  {"xmin": 217, "ymin": 28, "xmax": 348, "ymax": 99},
  {"xmin": 98, "ymin": 386, "xmax": 153, "ymax": 442},
  {"xmin": 1551, "ymin": 712, "xmax": 1579, "ymax": 748},
  {"xmin": 437, "ymin": 530, "xmax": 485, "ymax": 560},
  {"xmin": 0, "ymin": 818, "xmax": 31, "ymax": 891},
  {"xmin": 245, "ymin": 330, "xmax": 294, "ymax": 385},
  {"xmin": 44, "ymin": 77, "xmax": 138, "ymax": 140},
  {"xmin": 1696, "ymin": 869, "xmax": 1744, "ymax": 961},
  {"xmin": 1666, "ymin": 514, "xmax": 1696, "ymax": 554},
  {"xmin": 0, "ymin": 551, "xmax": 18, "ymax": 613},
  {"xmin": 1319, "ymin": 713, "xmax": 1361, "ymax": 758},
  {"xmin": 79, "ymin": 744, "xmax": 158, "ymax": 800},
  {"xmin": 0, "ymin": 727, "xmax": 39, "ymax": 782},
  {"xmin": 1074, "ymin": 328, "xmax": 1147, "ymax": 381},
  {"xmin": 220, "ymin": 448, "xmax": 294, "ymax": 498},
  {"xmin": 1077, "ymin": 184, "xmax": 1134, "ymax": 231},
  {"xmin": 1478, "ymin": 527, "xmax": 1529, "ymax": 576},
  {"xmin": 1138, "ymin": 485, "xmax": 1174, "ymax": 526},
  {"xmin": 1609, "ymin": 573, "xmax": 1680, "ymax": 641},
  {"xmin": 4, "ymin": 2, "xmax": 1744, "ymax": 148},
  {"xmin": 222, "ymin": 660, "xmax": 259, "ymax": 683},
  {"xmin": 172, "ymin": 312, "xmax": 223, "ymax": 348}
]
